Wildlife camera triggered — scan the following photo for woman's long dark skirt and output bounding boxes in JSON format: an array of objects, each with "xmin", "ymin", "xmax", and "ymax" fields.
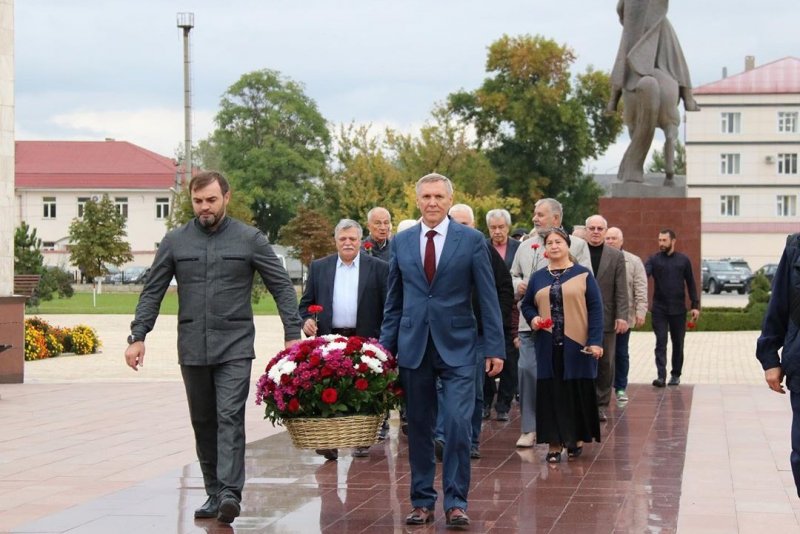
[{"xmin": 536, "ymin": 345, "xmax": 601, "ymax": 446}]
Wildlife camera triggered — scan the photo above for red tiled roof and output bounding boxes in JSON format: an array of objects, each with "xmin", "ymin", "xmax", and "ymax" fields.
[
  {"xmin": 15, "ymin": 140, "xmax": 179, "ymax": 189},
  {"xmin": 695, "ymin": 57, "xmax": 800, "ymax": 95}
]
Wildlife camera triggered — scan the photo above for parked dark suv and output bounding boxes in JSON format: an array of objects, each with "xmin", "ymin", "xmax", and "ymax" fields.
[
  {"xmin": 757, "ymin": 263, "xmax": 779, "ymax": 285},
  {"xmin": 719, "ymin": 257, "xmax": 754, "ymax": 293},
  {"xmin": 701, "ymin": 260, "xmax": 748, "ymax": 294}
]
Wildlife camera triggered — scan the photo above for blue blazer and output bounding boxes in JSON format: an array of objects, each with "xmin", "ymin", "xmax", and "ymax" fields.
[
  {"xmin": 380, "ymin": 220, "xmax": 505, "ymax": 368},
  {"xmin": 298, "ymin": 253, "xmax": 388, "ymax": 339}
]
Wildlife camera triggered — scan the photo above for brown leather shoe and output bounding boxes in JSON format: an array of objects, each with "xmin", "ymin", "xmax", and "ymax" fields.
[
  {"xmin": 446, "ymin": 507, "xmax": 470, "ymax": 528},
  {"xmin": 405, "ymin": 507, "xmax": 433, "ymax": 525}
]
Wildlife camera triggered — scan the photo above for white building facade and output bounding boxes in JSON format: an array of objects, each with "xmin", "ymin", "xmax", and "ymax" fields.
[
  {"xmin": 14, "ymin": 140, "xmax": 179, "ymax": 275},
  {"xmin": 686, "ymin": 57, "xmax": 800, "ymax": 270}
]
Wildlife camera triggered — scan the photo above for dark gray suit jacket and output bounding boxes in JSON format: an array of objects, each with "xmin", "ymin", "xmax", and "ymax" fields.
[
  {"xmin": 299, "ymin": 253, "xmax": 388, "ymax": 339},
  {"xmin": 591, "ymin": 244, "xmax": 629, "ymax": 333}
]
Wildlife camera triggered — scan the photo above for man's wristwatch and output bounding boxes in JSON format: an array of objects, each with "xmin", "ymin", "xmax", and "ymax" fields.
[{"xmin": 127, "ymin": 334, "xmax": 142, "ymax": 345}]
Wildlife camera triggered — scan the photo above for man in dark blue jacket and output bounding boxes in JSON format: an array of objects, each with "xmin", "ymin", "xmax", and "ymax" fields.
[{"xmin": 757, "ymin": 233, "xmax": 800, "ymax": 497}]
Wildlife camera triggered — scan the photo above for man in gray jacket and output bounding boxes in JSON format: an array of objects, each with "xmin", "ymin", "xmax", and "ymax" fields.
[{"xmin": 124, "ymin": 171, "xmax": 302, "ymax": 525}]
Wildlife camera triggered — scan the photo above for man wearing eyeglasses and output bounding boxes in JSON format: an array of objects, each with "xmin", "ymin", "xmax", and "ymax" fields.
[{"xmin": 584, "ymin": 215, "xmax": 629, "ymax": 422}]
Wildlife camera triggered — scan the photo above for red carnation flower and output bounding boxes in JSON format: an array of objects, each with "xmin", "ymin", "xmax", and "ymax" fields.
[
  {"xmin": 355, "ymin": 378, "xmax": 369, "ymax": 391},
  {"xmin": 308, "ymin": 354, "xmax": 321, "ymax": 367},
  {"xmin": 357, "ymin": 362, "xmax": 369, "ymax": 373},
  {"xmin": 686, "ymin": 321, "xmax": 696, "ymax": 329},
  {"xmin": 321, "ymin": 366, "xmax": 334, "ymax": 378},
  {"xmin": 363, "ymin": 241, "xmax": 373, "ymax": 250},
  {"xmin": 321, "ymin": 387, "xmax": 338, "ymax": 404},
  {"xmin": 280, "ymin": 374, "xmax": 291, "ymax": 385},
  {"xmin": 535, "ymin": 317, "xmax": 553, "ymax": 330},
  {"xmin": 308, "ymin": 304, "xmax": 324, "ymax": 314},
  {"xmin": 532, "ymin": 243, "xmax": 540, "ymax": 250},
  {"xmin": 287, "ymin": 398, "xmax": 300, "ymax": 413}
]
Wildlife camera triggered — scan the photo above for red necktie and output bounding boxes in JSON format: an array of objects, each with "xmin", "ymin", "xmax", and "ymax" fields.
[{"xmin": 424, "ymin": 230, "xmax": 437, "ymax": 284}]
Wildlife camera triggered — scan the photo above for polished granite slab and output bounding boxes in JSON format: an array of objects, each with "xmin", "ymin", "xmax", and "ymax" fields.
[{"xmin": 12, "ymin": 384, "xmax": 692, "ymax": 533}]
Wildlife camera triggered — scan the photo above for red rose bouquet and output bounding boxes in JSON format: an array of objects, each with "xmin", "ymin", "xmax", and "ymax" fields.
[{"xmin": 255, "ymin": 335, "xmax": 403, "ymax": 425}]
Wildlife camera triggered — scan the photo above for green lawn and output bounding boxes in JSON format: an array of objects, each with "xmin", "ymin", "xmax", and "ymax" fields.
[{"xmin": 31, "ymin": 291, "xmax": 280, "ymax": 315}]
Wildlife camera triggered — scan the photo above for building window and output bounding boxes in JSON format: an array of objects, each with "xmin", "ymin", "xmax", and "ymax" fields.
[
  {"xmin": 42, "ymin": 241, "xmax": 55, "ymax": 251},
  {"xmin": 778, "ymin": 153, "xmax": 798, "ymax": 175},
  {"xmin": 43, "ymin": 197, "xmax": 56, "ymax": 219},
  {"xmin": 155, "ymin": 197, "xmax": 170, "ymax": 220},
  {"xmin": 720, "ymin": 112, "xmax": 741, "ymax": 134},
  {"xmin": 777, "ymin": 195, "xmax": 798, "ymax": 217},
  {"xmin": 77, "ymin": 197, "xmax": 90, "ymax": 217},
  {"xmin": 115, "ymin": 197, "xmax": 128, "ymax": 218},
  {"xmin": 720, "ymin": 195, "xmax": 740, "ymax": 216},
  {"xmin": 720, "ymin": 153, "xmax": 740, "ymax": 175},
  {"xmin": 778, "ymin": 111, "xmax": 798, "ymax": 133}
]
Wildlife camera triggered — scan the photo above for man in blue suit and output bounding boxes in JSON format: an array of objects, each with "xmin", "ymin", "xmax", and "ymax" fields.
[{"xmin": 380, "ymin": 173, "xmax": 505, "ymax": 528}]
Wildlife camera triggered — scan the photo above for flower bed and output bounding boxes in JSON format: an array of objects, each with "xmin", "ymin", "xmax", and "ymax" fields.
[{"xmin": 24, "ymin": 317, "xmax": 101, "ymax": 360}]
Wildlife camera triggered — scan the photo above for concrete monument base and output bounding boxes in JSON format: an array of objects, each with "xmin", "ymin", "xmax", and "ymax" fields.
[{"xmin": 0, "ymin": 296, "xmax": 27, "ymax": 384}]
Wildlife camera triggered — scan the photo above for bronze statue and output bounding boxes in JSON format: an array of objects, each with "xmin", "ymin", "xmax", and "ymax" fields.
[{"xmin": 608, "ymin": 0, "xmax": 699, "ymax": 184}]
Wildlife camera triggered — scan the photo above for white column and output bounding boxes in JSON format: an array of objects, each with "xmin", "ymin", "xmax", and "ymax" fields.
[{"xmin": 0, "ymin": 0, "xmax": 14, "ymax": 296}]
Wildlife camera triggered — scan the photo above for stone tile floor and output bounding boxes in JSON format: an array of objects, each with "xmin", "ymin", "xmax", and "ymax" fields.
[{"xmin": 1, "ymin": 317, "xmax": 797, "ymax": 533}]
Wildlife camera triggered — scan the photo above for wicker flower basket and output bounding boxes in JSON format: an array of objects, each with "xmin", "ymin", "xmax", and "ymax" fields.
[{"xmin": 283, "ymin": 414, "xmax": 384, "ymax": 449}]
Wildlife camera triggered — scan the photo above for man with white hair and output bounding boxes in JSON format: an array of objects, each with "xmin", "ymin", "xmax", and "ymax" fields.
[
  {"xmin": 510, "ymin": 198, "xmax": 592, "ymax": 447},
  {"xmin": 584, "ymin": 215, "xmax": 628, "ymax": 421},
  {"xmin": 605, "ymin": 226, "xmax": 648, "ymax": 402},
  {"xmin": 484, "ymin": 208, "xmax": 520, "ymax": 421},
  {"xmin": 433, "ymin": 204, "xmax": 514, "ymax": 459},
  {"xmin": 362, "ymin": 207, "xmax": 392, "ymax": 261}
]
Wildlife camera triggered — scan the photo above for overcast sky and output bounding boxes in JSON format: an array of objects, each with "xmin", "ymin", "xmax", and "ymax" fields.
[{"xmin": 13, "ymin": 0, "xmax": 798, "ymax": 173}]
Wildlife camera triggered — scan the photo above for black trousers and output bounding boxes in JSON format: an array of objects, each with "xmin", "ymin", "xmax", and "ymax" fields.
[
  {"xmin": 483, "ymin": 336, "xmax": 518, "ymax": 413},
  {"xmin": 652, "ymin": 312, "xmax": 686, "ymax": 379},
  {"xmin": 181, "ymin": 358, "xmax": 252, "ymax": 502}
]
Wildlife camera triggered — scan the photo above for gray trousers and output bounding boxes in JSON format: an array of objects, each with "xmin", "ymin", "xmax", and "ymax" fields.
[
  {"xmin": 595, "ymin": 331, "xmax": 617, "ymax": 407},
  {"xmin": 517, "ymin": 331, "xmax": 537, "ymax": 434},
  {"xmin": 181, "ymin": 358, "xmax": 252, "ymax": 501}
]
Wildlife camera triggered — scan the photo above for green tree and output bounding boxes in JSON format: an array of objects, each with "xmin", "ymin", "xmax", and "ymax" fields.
[
  {"xmin": 322, "ymin": 123, "xmax": 408, "ymax": 223},
  {"xmin": 647, "ymin": 139, "xmax": 686, "ymax": 175},
  {"xmin": 277, "ymin": 206, "xmax": 336, "ymax": 266},
  {"xmin": 209, "ymin": 69, "xmax": 331, "ymax": 238},
  {"xmin": 448, "ymin": 34, "xmax": 623, "ymax": 216},
  {"xmin": 388, "ymin": 106, "xmax": 500, "ymax": 197},
  {"xmin": 68, "ymin": 195, "xmax": 133, "ymax": 282},
  {"xmin": 14, "ymin": 222, "xmax": 44, "ymax": 275}
]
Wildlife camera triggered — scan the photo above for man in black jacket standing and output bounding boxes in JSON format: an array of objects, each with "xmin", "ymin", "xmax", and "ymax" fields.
[
  {"xmin": 299, "ymin": 218, "xmax": 389, "ymax": 460},
  {"xmin": 645, "ymin": 229, "xmax": 700, "ymax": 387}
]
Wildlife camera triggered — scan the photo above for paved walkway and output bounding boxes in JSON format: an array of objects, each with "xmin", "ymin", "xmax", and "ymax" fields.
[{"xmin": 0, "ymin": 315, "xmax": 795, "ymax": 533}]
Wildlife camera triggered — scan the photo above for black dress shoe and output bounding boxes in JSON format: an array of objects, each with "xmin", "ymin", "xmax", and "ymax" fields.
[
  {"xmin": 217, "ymin": 497, "xmax": 240, "ymax": 524},
  {"xmin": 496, "ymin": 411, "xmax": 509, "ymax": 421},
  {"xmin": 315, "ymin": 448, "xmax": 338, "ymax": 461},
  {"xmin": 668, "ymin": 375, "xmax": 681, "ymax": 386},
  {"xmin": 194, "ymin": 496, "xmax": 218, "ymax": 519},
  {"xmin": 470, "ymin": 447, "xmax": 481, "ymax": 459},
  {"xmin": 482, "ymin": 406, "xmax": 491, "ymax": 419},
  {"xmin": 434, "ymin": 439, "xmax": 444, "ymax": 462},
  {"xmin": 652, "ymin": 377, "xmax": 666, "ymax": 388},
  {"xmin": 377, "ymin": 419, "xmax": 390, "ymax": 440},
  {"xmin": 352, "ymin": 446, "xmax": 370, "ymax": 457},
  {"xmin": 598, "ymin": 408, "xmax": 608, "ymax": 422}
]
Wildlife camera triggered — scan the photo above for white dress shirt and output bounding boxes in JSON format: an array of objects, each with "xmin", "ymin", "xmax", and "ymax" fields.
[
  {"xmin": 419, "ymin": 217, "xmax": 450, "ymax": 267},
  {"xmin": 332, "ymin": 253, "xmax": 359, "ymax": 328}
]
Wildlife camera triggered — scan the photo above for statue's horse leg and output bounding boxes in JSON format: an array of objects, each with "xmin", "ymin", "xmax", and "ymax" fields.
[
  {"xmin": 654, "ymin": 69, "xmax": 681, "ymax": 185},
  {"xmin": 618, "ymin": 76, "xmax": 659, "ymax": 183}
]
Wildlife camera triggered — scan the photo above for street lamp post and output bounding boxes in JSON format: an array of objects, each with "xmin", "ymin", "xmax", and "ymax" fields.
[{"xmin": 176, "ymin": 12, "xmax": 194, "ymax": 192}]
